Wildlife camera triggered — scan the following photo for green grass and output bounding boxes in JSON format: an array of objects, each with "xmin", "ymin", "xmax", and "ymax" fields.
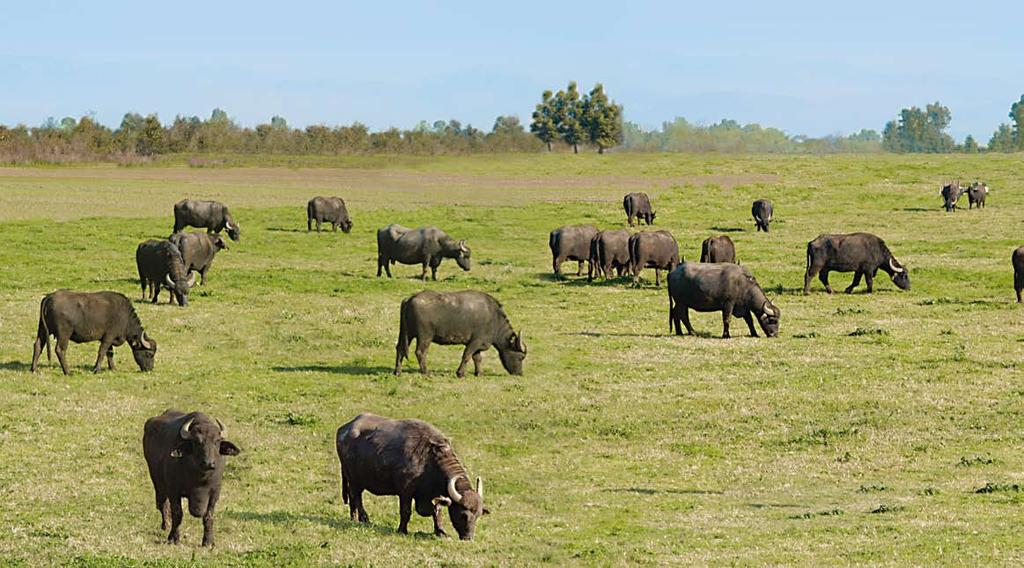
[{"xmin": 1, "ymin": 153, "xmax": 1023, "ymax": 565}]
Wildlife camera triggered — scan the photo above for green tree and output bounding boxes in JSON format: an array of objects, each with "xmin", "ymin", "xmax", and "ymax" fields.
[
  {"xmin": 554, "ymin": 82, "xmax": 586, "ymax": 153},
  {"xmin": 881, "ymin": 102, "xmax": 955, "ymax": 153},
  {"xmin": 961, "ymin": 135, "xmax": 979, "ymax": 153},
  {"xmin": 530, "ymin": 90, "xmax": 557, "ymax": 151},
  {"xmin": 989, "ymin": 123, "xmax": 1015, "ymax": 152},
  {"xmin": 136, "ymin": 114, "xmax": 163, "ymax": 156},
  {"xmin": 1009, "ymin": 95, "xmax": 1024, "ymax": 150},
  {"xmin": 583, "ymin": 83, "xmax": 623, "ymax": 153}
]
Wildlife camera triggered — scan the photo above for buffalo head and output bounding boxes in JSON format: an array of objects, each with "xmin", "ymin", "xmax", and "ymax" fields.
[
  {"xmin": 497, "ymin": 330, "xmax": 527, "ymax": 375},
  {"xmin": 432, "ymin": 476, "xmax": 489, "ymax": 540},
  {"xmin": 224, "ymin": 218, "xmax": 240, "ymax": 242},
  {"xmin": 212, "ymin": 236, "xmax": 228, "ymax": 251},
  {"xmin": 455, "ymin": 240, "xmax": 471, "ymax": 271},
  {"xmin": 164, "ymin": 272, "xmax": 196, "ymax": 306},
  {"xmin": 340, "ymin": 218, "xmax": 353, "ymax": 234},
  {"xmin": 172, "ymin": 414, "xmax": 241, "ymax": 471},
  {"xmin": 757, "ymin": 301, "xmax": 780, "ymax": 337},
  {"xmin": 889, "ymin": 258, "xmax": 910, "ymax": 290},
  {"xmin": 129, "ymin": 332, "xmax": 157, "ymax": 371}
]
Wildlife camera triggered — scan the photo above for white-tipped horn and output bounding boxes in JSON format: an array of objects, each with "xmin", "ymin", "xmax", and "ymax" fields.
[
  {"xmin": 448, "ymin": 476, "xmax": 464, "ymax": 504},
  {"xmin": 516, "ymin": 330, "xmax": 526, "ymax": 353},
  {"xmin": 476, "ymin": 476, "xmax": 483, "ymax": 498},
  {"xmin": 164, "ymin": 274, "xmax": 174, "ymax": 287},
  {"xmin": 762, "ymin": 301, "xmax": 775, "ymax": 317},
  {"xmin": 180, "ymin": 417, "xmax": 195, "ymax": 439},
  {"xmin": 186, "ymin": 272, "xmax": 196, "ymax": 287},
  {"xmin": 140, "ymin": 332, "xmax": 153, "ymax": 350},
  {"xmin": 458, "ymin": 240, "xmax": 468, "ymax": 253},
  {"xmin": 889, "ymin": 258, "xmax": 903, "ymax": 273},
  {"xmin": 215, "ymin": 418, "xmax": 226, "ymax": 437}
]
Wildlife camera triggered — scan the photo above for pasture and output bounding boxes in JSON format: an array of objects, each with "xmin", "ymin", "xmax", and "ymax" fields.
[{"xmin": 0, "ymin": 153, "xmax": 1022, "ymax": 566}]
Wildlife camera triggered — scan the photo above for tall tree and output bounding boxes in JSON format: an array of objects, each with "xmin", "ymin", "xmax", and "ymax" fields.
[
  {"xmin": 961, "ymin": 135, "xmax": 979, "ymax": 153},
  {"xmin": 530, "ymin": 90, "xmax": 557, "ymax": 151},
  {"xmin": 554, "ymin": 82, "xmax": 585, "ymax": 153},
  {"xmin": 989, "ymin": 123, "xmax": 1015, "ymax": 152},
  {"xmin": 1009, "ymin": 94, "xmax": 1024, "ymax": 150},
  {"xmin": 881, "ymin": 102, "xmax": 954, "ymax": 153},
  {"xmin": 136, "ymin": 114, "xmax": 163, "ymax": 156},
  {"xmin": 584, "ymin": 83, "xmax": 623, "ymax": 153}
]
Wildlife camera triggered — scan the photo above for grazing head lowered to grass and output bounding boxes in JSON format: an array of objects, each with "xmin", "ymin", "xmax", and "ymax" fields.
[
  {"xmin": 668, "ymin": 262, "xmax": 780, "ymax": 338},
  {"xmin": 376, "ymin": 224, "xmax": 471, "ymax": 281},
  {"xmin": 751, "ymin": 199, "xmax": 773, "ymax": 232},
  {"xmin": 623, "ymin": 192, "xmax": 656, "ymax": 226},
  {"xmin": 307, "ymin": 195, "xmax": 353, "ymax": 233},
  {"xmin": 173, "ymin": 199, "xmax": 240, "ymax": 241},
  {"xmin": 136, "ymin": 239, "xmax": 195, "ymax": 306},
  {"xmin": 804, "ymin": 232, "xmax": 909, "ymax": 295}
]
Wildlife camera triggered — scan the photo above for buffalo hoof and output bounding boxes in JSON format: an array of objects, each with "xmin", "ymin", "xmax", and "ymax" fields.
[{"xmin": 435, "ymin": 530, "xmax": 449, "ymax": 538}]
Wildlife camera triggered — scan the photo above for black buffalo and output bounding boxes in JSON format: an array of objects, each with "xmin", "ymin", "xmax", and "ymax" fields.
[
  {"xmin": 168, "ymin": 232, "xmax": 226, "ymax": 286},
  {"xmin": 752, "ymin": 199, "xmax": 773, "ymax": 232},
  {"xmin": 629, "ymin": 230, "xmax": 680, "ymax": 285},
  {"xmin": 173, "ymin": 200, "xmax": 240, "ymax": 241},
  {"xmin": 143, "ymin": 410, "xmax": 241, "ymax": 546},
  {"xmin": 31, "ymin": 290, "xmax": 157, "ymax": 375},
  {"xmin": 589, "ymin": 229, "xmax": 631, "ymax": 281},
  {"xmin": 941, "ymin": 182, "xmax": 964, "ymax": 212},
  {"xmin": 307, "ymin": 196, "xmax": 353, "ymax": 233},
  {"xmin": 668, "ymin": 262, "xmax": 781, "ymax": 338},
  {"xmin": 700, "ymin": 235, "xmax": 736, "ymax": 264},
  {"xmin": 1013, "ymin": 246, "xmax": 1024, "ymax": 303},
  {"xmin": 377, "ymin": 224, "xmax": 471, "ymax": 281},
  {"xmin": 967, "ymin": 181, "xmax": 988, "ymax": 209},
  {"xmin": 804, "ymin": 232, "xmax": 910, "ymax": 294},
  {"xmin": 549, "ymin": 225, "xmax": 599, "ymax": 276},
  {"xmin": 623, "ymin": 192, "xmax": 655, "ymax": 226},
  {"xmin": 136, "ymin": 240, "xmax": 195, "ymax": 306},
  {"xmin": 337, "ymin": 413, "xmax": 488, "ymax": 540},
  {"xmin": 395, "ymin": 290, "xmax": 526, "ymax": 377}
]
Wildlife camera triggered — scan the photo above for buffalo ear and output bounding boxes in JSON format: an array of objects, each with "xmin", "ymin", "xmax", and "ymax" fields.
[
  {"xmin": 219, "ymin": 441, "xmax": 241, "ymax": 456},
  {"xmin": 432, "ymin": 496, "xmax": 452, "ymax": 508}
]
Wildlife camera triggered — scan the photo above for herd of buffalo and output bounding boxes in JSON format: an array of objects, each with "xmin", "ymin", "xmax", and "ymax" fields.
[{"xmin": 21, "ymin": 180, "xmax": 1024, "ymax": 545}]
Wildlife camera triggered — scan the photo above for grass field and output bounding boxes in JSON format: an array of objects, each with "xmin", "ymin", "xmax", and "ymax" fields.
[{"xmin": 0, "ymin": 153, "xmax": 1022, "ymax": 566}]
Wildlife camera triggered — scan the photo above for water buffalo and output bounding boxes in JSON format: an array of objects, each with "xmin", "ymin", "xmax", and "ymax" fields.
[
  {"xmin": 1013, "ymin": 247, "xmax": 1024, "ymax": 303},
  {"xmin": 168, "ymin": 232, "xmax": 226, "ymax": 286},
  {"xmin": 629, "ymin": 230, "xmax": 680, "ymax": 285},
  {"xmin": 143, "ymin": 410, "xmax": 241, "ymax": 547},
  {"xmin": 668, "ymin": 262, "xmax": 780, "ymax": 338},
  {"xmin": 31, "ymin": 290, "xmax": 157, "ymax": 375},
  {"xmin": 941, "ymin": 182, "xmax": 964, "ymax": 212},
  {"xmin": 377, "ymin": 224, "xmax": 471, "ymax": 281},
  {"xmin": 394, "ymin": 290, "xmax": 526, "ymax": 377},
  {"xmin": 752, "ymin": 199, "xmax": 773, "ymax": 232},
  {"xmin": 700, "ymin": 235, "xmax": 736, "ymax": 263},
  {"xmin": 804, "ymin": 233, "xmax": 910, "ymax": 295},
  {"xmin": 337, "ymin": 413, "xmax": 488, "ymax": 540},
  {"xmin": 173, "ymin": 199, "xmax": 240, "ymax": 241},
  {"xmin": 589, "ymin": 229, "xmax": 631, "ymax": 281},
  {"xmin": 549, "ymin": 225, "xmax": 598, "ymax": 276},
  {"xmin": 136, "ymin": 240, "xmax": 195, "ymax": 306},
  {"xmin": 623, "ymin": 192, "xmax": 655, "ymax": 226},
  {"xmin": 967, "ymin": 182, "xmax": 988, "ymax": 209},
  {"xmin": 307, "ymin": 196, "xmax": 353, "ymax": 233}
]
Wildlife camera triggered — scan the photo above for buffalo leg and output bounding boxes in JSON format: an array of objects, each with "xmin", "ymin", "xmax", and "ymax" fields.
[
  {"xmin": 803, "ymin": 268, "xmax": 816, "ymax": 295},
  {"xmin": 865, "ymin": 270, "xmax": 876, "ymax": 293},
  {"xmin": 332, "ymin": 221, "xmax": 337, "ymax": 232},
  {"xmin": 456, "ymin": 344, "xmax": 478, "ymax": 378},
  {"xmin": 158, "ymin": 494, "xmax": 171, "ymax": 531},
  {"xmin": 576, "ymin": 260, "xmax": 584, "ymax": 276},
  {"xmin": 680, "ymin": 307, "xmax": 695, "ymax": 335},
  {"xmin": 415, "ymin": 338, "xmax": 430, "ymax": 374},
  {"xmin": 307, "ymin": 217, "xmax": 312, "ymax": 232},
  {"xmin": 432, "ymin": 504, "xmax": 449, "ymax": 537},
  {"xmin": 168, "ymin": 498, "xmax": 183, "ymax": 544},
  {"xmin": 655, "ymin": 268, "xmax": 661, "ymax": 286},
  {"xmin": 349, "ymin": 485, "xmax": 369, "ymax": 523},
  {"xmin": 421, "ymin": 261, "xmax": 430, "ymax": 281},
  {"xmin": 199, "ymin": 267, "xmax": 208, "ymax": 286},
  {"xmin": 819, "ymin": 270, "xmax": 833, "ymax": 294},
  {"xmin": 721, "ymin": 304, "xmax": 733, "ymax": 338},
  {"xmin": 316, "ymin": 219, "xmax": 322, "ymax": 232},
  {"xmin": 1016, "ymin": 274, "xmax": 1023, "ymax": 302},
  {"xmin": 430, "ymin": 260, "xmax": 440, "ymax": 281},
  {"xmin": 845, "ymin": 272, "xmax": 862, "ymax": 294},
  {"xmin": 106, "ymin": 346, "xmax": 115, "ymax": 371},
  {"xmin": 376, "ymin": 256, "xmax": 384, "ymax": 277},
  {"xmin": 743, "ymin": 313, "xmax": 758, "ymax": 337},
  {"xmin": 472, "ymin": 351, "xmax": 483, "ymax": 376},
  {"xmin": 31, "ymin": 335, "xmax": 44, "ymax": 372},
  {"xmin": 55, "ymin": 336, "xmax": 71, "ymax": 376},
  {"xmin": 202, "ymin": 489, "xmax": 219, "ymax": 547},
  {"xmin": 552, "ymin": 255, "xmax": 561, "ymax": 275},
  {"xmin": 397, "ymin": 494, "xmax": 413, "ymax": 534}
]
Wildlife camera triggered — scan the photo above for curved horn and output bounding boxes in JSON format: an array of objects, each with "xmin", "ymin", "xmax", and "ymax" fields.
[
  {"xmin": 186, "ymin": 272, "xmax": 196, "ymax": 287},
  {"xmin": 516, "ymin": 330, "xmax": 526, "ymax": 353},
  {"xmin": 164, "ymin": 274, "xmax": 174, "ymax": 287},
  {"xmin": 140, "ymin": 331, "xmax": 153, "ymax": 350},
  {"xmin": 476, "ymin": 476, "xmax": 483, "ymax": 498},
  {"xmin": 889, "ymin": 258, "xmax": 903, "ymax": 273},
  {"xmin": 180, "ymin": 417, "xmax": 195, "ymax": 439},
  {"xmin": 762, "ymin": 301, "xmax": 775, "ymax": 317},
  {"xmin": 448, "ymin": 476, "xmax": 464, "ymax": 504},
  {"xmin": 215, "ymin": 418, "xmax": 226, "ymax": 437},
  {"xmin": 458, "ymin": 240, "xmax": 468, "ymax": 253}
]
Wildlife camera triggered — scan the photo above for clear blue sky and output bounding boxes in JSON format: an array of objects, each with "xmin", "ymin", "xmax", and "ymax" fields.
[{"xmin": 1, "ymin": 1, "xmax": 1019, "ymax": 141}]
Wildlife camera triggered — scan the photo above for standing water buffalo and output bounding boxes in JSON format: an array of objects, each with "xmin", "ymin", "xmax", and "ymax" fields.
[
  {"xmin": 173, "ymin": 200, "xmax": 240, "ymax": 241},
  {"xmin": 31, "ymin": 290, "xmax": 157, "ymax": 375},
  {"xmin": 395, "ymin": 290, "xmax": 526, "ymax": 377},
  {"xmin": 136, "ymin": 240, "xmax": 195, "ymax": 306},
  {"xmin": 804, "ymin": 233, "xmax": 910, "ymax": 295},
  {"xmin": 307, "ymin": 196, "xmax": 353, "ymax": 233},
  {"xmin": 143, "ymin": 410, "xmax": 241, "ymax": 547},
  {"xmin": 1013, "ymin": 246, "xmax": 1024, "ymax": 303},
  {"xmin": 941, "ymin": 182, "xmax": 964, "ymax": 212},
  {"xmin": 629, "ymin": 230, "xmax": 680, "ymax": 285},
  {"xmin": 623, "ymin": 192, "xmax": 656, "ymax": 226},
  {"xmin": 337, "ymin": 413, "xmax": 488, "ymax": 540},
  {"xmin": 168, "ymin": 232, "xmax": 226, "ymax": 286},
  {"xmin": 589, "ymin": 229, "xmax": 631, "ymax": 281},
  {"xmin": 668, "ymin": 263, "xmax": 780, "ymax": 338},
  {"xmin": 700, "ymin": 235, "xmax": 737, "ymax": 264},
  {"xmin": 377, "ymin": 224, "xmax": 470, "ymax": 281},
  {"xmin": 752, "ymin": 199, "xmax": 773, "ymax": 232},
  {"xmin": 549, "ymin": 225, "xmax": 599, "ymax": 276},
  {"xmin": 967, "ymin": 181, "xmax": 988, "ymax": 209}
]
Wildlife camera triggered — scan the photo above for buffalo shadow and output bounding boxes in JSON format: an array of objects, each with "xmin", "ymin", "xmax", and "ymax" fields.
[
  {"xmin": 272, "ymin": 364, "xmax": 394, "ymax": 376},
  {"xmin": 709, "ymin": 226, "xmax": 746, "ymax": 233},
  {"xmin": 0, "ymin": 361, "xmax": 33, "ymax": 371},
  {"xmin": 601, "ymin": 487, "xmax": 724, "ymax": 496},
  {"xmin": 225, "ymin": 510, "xmax": 438, "ymax": 539},
  {"xmin": 569, "ymin": 331, "xmax": 665, "ymax": 339}
]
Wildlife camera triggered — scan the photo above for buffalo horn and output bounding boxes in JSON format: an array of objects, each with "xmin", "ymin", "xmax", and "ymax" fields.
[
  {"xmin": 762, "ymin": 301, "xmax": 775, "ymax": 317},
  {"xmin": 448, "ymin": 476, "xmax": 464, "ymax": 504},
  {"xmin": 215, "ymin": 418, "xmax": 226, "ymax": 436},
  {"xmin": 186, "ymin": 272, "xmax": 196, "ymax": 287},
  {"xmin": 164, "ymin": 274, "xmax": 174, "ymax": 287},
  {"xmin": 889, "ymin": 258, "xmax": 903, "ymax": 273},
  {"xmin": 458, "ymin": 240, "xmax": 468, "ymax": 253},
  {"xmin": 140, "ymin": 332, "xmax": 153, "ymax": 350},
  {"xmin": 476, "ymin": 476, "xmax": 484, "ymax": 498},
  {"xmin": 180, "ymin": 417, "xmax": 195, "ymax": 439}
]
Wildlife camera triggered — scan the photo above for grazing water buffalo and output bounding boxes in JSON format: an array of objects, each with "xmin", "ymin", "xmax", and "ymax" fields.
[
  {"xmin": 377, "ymin": 224, "xmax": 470, "ymax": 281},
  {"xmin": 395, "ymin": 290, "xmax": 526, "ymax": 377},
  {"xmin": 941, "ymin": 182, "xmax": 964, "ymax": 212},
  {"xmin": 752, "ymin": 199, "xmax": 773, "ymax": 232},
  {"xmin": 804, "ymin": 233, "xmax": 910, "ymax": 295},
  {"xmin": 136, "ymin": 240, "xmax": 195, "ymax": 306},
  {"xmin": 307, "ymin": 196, "xmax": 353, "ymax": 233},
  {"xmin": 143, "ymin": 410, "xmax": 241, "ymax": 547},
  {"xmin": 549, "ymin": 225, "xmax": 599, "ymax": 276},
  {"xmin": 629, "ymin": 230, "xmax": 680, "ymax": 285},
  {"xmin": 700, "ymin": 235, "xmax": 737, "ymax": 264},
  {"xmin": 31, "ymin": 290, "xmax": 157, "ymax": 375},
  {"xmin": 967, "ymin": 182, "xmax": 988, "ymax": 209},
  {"xmin": 168, "ymin": 232, "xmax": 226, "ymax": 286},
  {"xmin": 173, "ymin": 200, "xmax": 240, "ymax": 241},
  {"xmin": 623, "ymin": 192, "xmax": 655, "ymax": 226},
  {"xmin": 589, "ymin": 229, "xmax": 631, "ymax": 281},
  {"xmin": 668, "ymin": 263, "xmax": 780, "ymax": 338},
  {"xmin": 337, "ymin": 413, "xmax": 488, "ymax": 540},
  {"xmin": 1013, "ymin": 247, "xmax": 1024, "ymax": 303}
]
